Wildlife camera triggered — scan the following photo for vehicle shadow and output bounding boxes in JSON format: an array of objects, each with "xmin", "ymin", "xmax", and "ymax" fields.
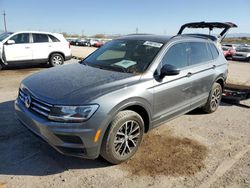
[
  {"xmin": 187, "ymin": 99, "xmax": 250, "ymax": 115},
  {"xmin": 0, "ymin": 100, "xmax": 110, "ymax": 176},
  {"xmin": 2, "ymin": 63, "xmax": 50, "ymax": 70}
]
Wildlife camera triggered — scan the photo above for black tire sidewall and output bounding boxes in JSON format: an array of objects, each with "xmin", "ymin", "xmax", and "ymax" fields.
[
  {"xmin": 49, "ymin": 53, "xmax": 64, "ymax": 67},
  {"xmin": 205, "ymin": 83, "xmax": 222, "ymax": 113},
  {"xmin": 102, "ymin": 110, "xmax": 144, "ymax": 164}
]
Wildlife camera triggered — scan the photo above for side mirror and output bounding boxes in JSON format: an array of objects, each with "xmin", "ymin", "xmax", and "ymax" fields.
[
  {"xmin": 6, "ymin": 40, "xmax": 15, "ymax": 45},
  {"xmin": 159, "ymin": 64, "xmax": 180, "ymax": 79}
]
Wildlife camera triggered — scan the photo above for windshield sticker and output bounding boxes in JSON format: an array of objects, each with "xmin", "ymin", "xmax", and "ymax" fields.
[
  {"xmin": 114, "ymin": 60, "xmax": 137, "ymax": 69},
  {"xmin": 143, "ymin": 41, "xmax": 163, "ymax": 48}
]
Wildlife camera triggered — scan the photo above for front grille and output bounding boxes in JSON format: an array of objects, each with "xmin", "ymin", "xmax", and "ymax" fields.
[{"xmin": 19, "ymin": 89, "xmax": 52, "ymax": 118}]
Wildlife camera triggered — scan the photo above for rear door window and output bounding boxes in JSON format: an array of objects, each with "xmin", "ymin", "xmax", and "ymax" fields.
[
  {"xmin": 32, "ymin": 34, "xmax": 49, "ymax": 43},
  {"xmin": 189, "ymin": 42, "xmax": 213, "ymax": 65}
]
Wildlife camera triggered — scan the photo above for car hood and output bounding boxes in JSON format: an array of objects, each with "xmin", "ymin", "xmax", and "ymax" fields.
[{"xmin": 22, "ymin": 63, "xmax": 141, "ymax": 105}]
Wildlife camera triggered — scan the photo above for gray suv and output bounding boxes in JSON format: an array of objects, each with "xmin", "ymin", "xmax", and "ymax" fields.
[{"xmin": 15, "ymin": 22, "xmax": 236, "ymax": 164}]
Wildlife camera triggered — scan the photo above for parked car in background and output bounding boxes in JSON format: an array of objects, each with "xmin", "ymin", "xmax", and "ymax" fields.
[
  {"xmin": 222, "ymin": 45, "xmax": 236, "ymax": 59},
  {"xmin": 93, "ymin": 40, "xmax": 104, "ymax": 48},
  {"xmin": 78, "ymin": 39, "xmax": 91, "ymax": 47},
  {"xmin": 232, "ymin": 46, "xmax": 250, "ymax": 62},
  {"xmin": 222, "ymin": 43, "xmax": 238, "ymax": 50},
  {"xmin": 70, "ymin": 39, "xmax": 81, "ymax": 46},
  {"xmin": 89, "ymin": 39, "xmax": 99, "ymax": 46},
  {"xmin": 0, "ymin": 31, "xmax": 71, "ymax": 70},
  {"xmin": 15, "ymin": 22, "xmax": 236, "ymax": 164}
]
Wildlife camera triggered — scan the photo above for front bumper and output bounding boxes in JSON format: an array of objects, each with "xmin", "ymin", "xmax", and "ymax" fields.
[{"xmin": 15, "ymin": 98, "xmax": 102, "ymax": 159}]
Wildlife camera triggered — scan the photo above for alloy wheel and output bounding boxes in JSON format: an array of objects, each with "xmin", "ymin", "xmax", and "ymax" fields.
[
  {"xmin": 52, "ymin": 55, "xmax": 63, "ymax": 65},
  {"xmin": 113, "ymin": 120, "xmax": 141, "ymax": 157},
  {"xmin": 210, "ymin": 87, "xmax": 221, "ymax": 110}
]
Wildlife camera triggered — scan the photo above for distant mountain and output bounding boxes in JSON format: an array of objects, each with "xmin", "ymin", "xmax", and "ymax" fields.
[{"xmin": 226, "ymin": 33, "xmax": 250, "ymax": 38}]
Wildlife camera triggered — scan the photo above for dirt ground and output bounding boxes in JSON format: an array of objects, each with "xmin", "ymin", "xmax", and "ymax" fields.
[{"xmin": 0, "ymin": 59, "xmax": 249, "ymax": 188}]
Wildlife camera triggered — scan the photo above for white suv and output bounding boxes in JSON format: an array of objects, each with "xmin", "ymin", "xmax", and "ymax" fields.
[{"xmin": 0, "ymin": 31, "xmax": 71, "ymax": 70}]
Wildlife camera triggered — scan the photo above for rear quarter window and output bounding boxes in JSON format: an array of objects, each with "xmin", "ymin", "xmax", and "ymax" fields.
[
  {"xmin": 209, "ymin": 43, "xmax": 219, "ymax": 59},
  {"xmin": 49, "ymin": 34, "xmax": 60, "ymax": 42}
]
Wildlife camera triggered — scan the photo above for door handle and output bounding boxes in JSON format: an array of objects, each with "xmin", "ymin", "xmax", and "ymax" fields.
[
  {"xmin": 25, "ymin": 46, "xmax": 30, "ymax": 49},
  {"xmin": 48, "ymin": 45, "xmax": 52, "ymax": 47},
  {"xmin": 186, "ymin": 72, "xmax": 192, "ymax": 77}
]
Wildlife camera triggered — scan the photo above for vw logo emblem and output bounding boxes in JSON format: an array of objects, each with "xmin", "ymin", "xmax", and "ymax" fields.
[{"xmin": 24, "ymin": 95, "xmax": 32, "ymax": 108}]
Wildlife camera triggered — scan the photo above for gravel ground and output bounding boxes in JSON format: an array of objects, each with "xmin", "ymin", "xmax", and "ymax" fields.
[{"xmin": 0, "ymin": 59, "xmax": 249, "ymax": 188}]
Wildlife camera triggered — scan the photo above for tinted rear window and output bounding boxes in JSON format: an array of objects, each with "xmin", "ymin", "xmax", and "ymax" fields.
[
  {"xmin": 189, "ymin": 42, "xmax": 213, "ymax": 65},
  {"xmin": 32, "ymin": 34, "xmax": 49, "ymax": 43}
]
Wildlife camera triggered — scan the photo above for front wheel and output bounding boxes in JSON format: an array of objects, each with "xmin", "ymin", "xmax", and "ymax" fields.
[
  {"xmin": 49, "ymin": 53, "xmax": 64, "ymax": 67},
  {"xmin": 101, "ymin": 110, "xmax": 144, "ymax": 164},
  {"xmin": 0, "ymin": 63, "xmax": 3, "ymax": 70},
  {"xmin": 202, "ymin": 82, "xmax": 222, "ymax": 113}
]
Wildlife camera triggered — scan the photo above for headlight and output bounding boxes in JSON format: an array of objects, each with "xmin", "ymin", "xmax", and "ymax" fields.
[{"xmin": 48, "ymin": 104, "xmax": 99, "ymax": 123}]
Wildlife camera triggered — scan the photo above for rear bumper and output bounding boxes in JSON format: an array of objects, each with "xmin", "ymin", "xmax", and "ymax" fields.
[
  {"xmin": 15, "ymin": 98, "xmax": 100, "ymax": 159},
  {"xmin": 65, "ymin": 55, "xmax": 72, "ymax": 61}
]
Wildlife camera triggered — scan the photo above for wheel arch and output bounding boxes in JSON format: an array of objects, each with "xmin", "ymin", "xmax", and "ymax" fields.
[
  {"xmin": 106, "ymin": 98, "xmax": 153, "ymax": 134},
  {"xmin": 48, "ymin": 51, "xmax": 66, "ymax": 60},
  {"xmin": 214, "ymin": 75, "xmax": 225, "ymax": 90}
]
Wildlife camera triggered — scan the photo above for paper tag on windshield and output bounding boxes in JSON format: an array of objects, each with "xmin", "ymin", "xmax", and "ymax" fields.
[
  {"xmin": 114, "ymin": 60, "xmax": 137, "ymax": 69},
  {"xmin": 143, "ymin": 41, "xmax": 163, "ymax": 48}
]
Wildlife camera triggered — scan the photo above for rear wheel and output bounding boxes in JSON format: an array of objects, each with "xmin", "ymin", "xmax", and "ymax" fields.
[
  {"xmin": 101, "ymin": 110, "xmax": 144, "ymax": 164},
  {"xmin": 49, "ymin": 53, "xmax": 64, "ymax": 67},
  {"xmin": 202, "ymin": 82, "xmax": 222, "ymax": 113}
]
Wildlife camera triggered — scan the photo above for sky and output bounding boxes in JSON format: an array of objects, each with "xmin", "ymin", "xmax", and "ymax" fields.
[{"xmin": 0, "ymin": 0, "xmax": 250, "ymax": 36}]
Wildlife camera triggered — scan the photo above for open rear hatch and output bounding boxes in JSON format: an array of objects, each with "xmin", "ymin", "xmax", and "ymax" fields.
[{"xmin": 178, "ymin": 22, "xmax": 237, "ymax": 42}]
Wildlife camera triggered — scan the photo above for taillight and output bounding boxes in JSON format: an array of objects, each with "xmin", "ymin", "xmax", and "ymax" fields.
[{"xmin": 68, "ymin": 42, "xmax": 71, "ymax": 49}]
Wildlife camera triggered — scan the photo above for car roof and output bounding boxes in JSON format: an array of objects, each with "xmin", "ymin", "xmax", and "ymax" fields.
[
  {"xmin": 116, "ymin": 34, "xmax": 172, "ymax": 44},
  {"xmin": 12, "ymin": 31, "xmax": 60, "ymax": 35},
  {"xmin": 116, "ymin": 34, "xmax": 216, "ymax": 44}
]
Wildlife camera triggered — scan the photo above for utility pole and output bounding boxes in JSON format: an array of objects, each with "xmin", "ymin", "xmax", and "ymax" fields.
[
  {"xmin": 3, "ymin": 11, "xmax": 7, "ymax": 32},
  {"xmin": 81, "ymin": 29, "xmax": 84, "ymax": 38},
  {"xmin": 136, "ymin": 27, "xmax": 138, "ymax": 34}
]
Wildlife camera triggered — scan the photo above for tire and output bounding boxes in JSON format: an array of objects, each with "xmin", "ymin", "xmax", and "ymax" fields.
[
  {"xmin": 0, "ymin": 63, "xmax": 3, "ymax": 70},
  {"xmin": 49, "ymin": 53, "xmax": 64, "ymax": 67},
  {"xmin": 101, "ymin": 110, "xmax": 144, "ymax": 164},
  {"xmin": 202, "ymin": 82, "xmax": 222, "ymax": 113}
]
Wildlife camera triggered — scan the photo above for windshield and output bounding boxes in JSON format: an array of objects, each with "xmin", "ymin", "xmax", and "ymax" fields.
[
  {"xmin": 82, "ymin": 39, "xmax": 163, "ymax": 73},
  {"xmin": 0, "ymin": 32, "xmax": 13, "ymax": 42},
  {"xmin": 236, "ymin": 47, "xmax": 250, "ymax": 52}
]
